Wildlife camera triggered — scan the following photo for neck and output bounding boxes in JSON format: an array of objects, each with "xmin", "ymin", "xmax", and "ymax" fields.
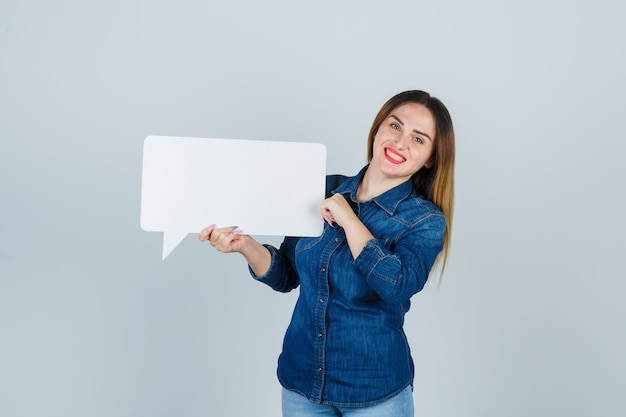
[{"xmin": 357, "ymin": 165, "xmax": 409, "ymax": 202}]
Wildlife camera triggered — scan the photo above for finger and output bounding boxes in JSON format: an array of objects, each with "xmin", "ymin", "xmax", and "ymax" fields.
[
  {"xmin": 208, "ymin": 226, "xmax": 229, "ymax": 244},
  {"xmin": 209, "ymin": 226, "xmax": 239, "ymax": 241},
  {"xmin": 199, "ymin": 224, "xmax": 216, "ymax": 241},
  {"xmin": 229, "ymin": 231, "xmax": 246, "ymax": 250},
  {"xmin": 320, "ymin": 208, "xmax": 335, "ymax": 227},
  {"xmin": 210, "ymin": 227, "xmax": 238, "ymax": 250},
  {"xmin": 215, "ymin": 232, "xmax": 245, "ymax": 253}
]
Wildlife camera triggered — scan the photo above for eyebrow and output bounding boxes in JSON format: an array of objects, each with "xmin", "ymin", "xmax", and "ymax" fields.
[{"xmin": 390, "ymin": 115, "xmax": 433, "ymax": 142}]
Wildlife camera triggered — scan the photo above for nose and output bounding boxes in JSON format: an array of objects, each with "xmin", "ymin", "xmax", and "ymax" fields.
[{"xmin": 393, "ymin": 133, "xmax": 408, "ymax": 149}]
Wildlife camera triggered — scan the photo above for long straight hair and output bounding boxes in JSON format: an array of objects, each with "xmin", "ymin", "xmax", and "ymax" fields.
[{"xmin": 367, "ymin": 90, "xmax": 455, "ymax": 277}]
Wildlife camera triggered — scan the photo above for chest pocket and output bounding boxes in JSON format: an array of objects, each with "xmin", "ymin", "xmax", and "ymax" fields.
[{"xmin": 295, "ymin": 225, "xmax": 329, "ymax": 254}]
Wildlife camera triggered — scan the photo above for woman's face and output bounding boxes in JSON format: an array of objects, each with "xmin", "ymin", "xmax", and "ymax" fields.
[{"xmin": 371, "ymin": 102, "xmax": 436, "ymax": 182}]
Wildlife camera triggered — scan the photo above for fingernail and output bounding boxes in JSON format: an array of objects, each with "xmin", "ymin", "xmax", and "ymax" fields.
[
  {"xmin": 230, "ymin": 226, "xmax": 239, "ymax": 231},
  {"xmin": 234, "ymin": 229, "xmax": 243, "ymax": 235},
  {"xmin": 206, "ymin": 224, "xmax": 216, "ymax": 231}
]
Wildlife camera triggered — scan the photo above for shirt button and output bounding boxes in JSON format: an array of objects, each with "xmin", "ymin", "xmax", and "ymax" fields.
[
  {"xmin": 318, "ymin": 333, "xmax": 323, "ymax": 338},
  {"xmin": 321, "ymin": 268, "xmax": 326, "ymax": 272},
  {"xmin": 317, "ymin": 367, "xmax": 323, "ymax": 372},
  {"xmin": 319, "ymin": 299, "xmax": 324, "ymax": 303},
  {"xmin": 334, "ymin": 238, "xmax": 339, "ymax": 242}
]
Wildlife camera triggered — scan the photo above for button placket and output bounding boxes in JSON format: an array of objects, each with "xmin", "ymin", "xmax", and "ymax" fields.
[{"xmin": 311, "ymin": 225, "xmax": 345, "ymax": 399}]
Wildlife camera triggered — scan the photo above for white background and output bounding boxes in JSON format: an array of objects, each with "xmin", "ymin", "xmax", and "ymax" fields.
[{"xmin": 1, "ymin": 1, "xmax": 625, "ymax": 416}]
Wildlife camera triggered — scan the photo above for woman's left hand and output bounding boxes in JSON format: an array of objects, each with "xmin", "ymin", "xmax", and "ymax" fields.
[{"xmin": 320, "ymin": 194, "xmax": 357, "ymax": 228}]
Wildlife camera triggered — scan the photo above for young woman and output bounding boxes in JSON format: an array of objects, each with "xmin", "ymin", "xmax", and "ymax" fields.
[{"xmin": 199, "ymin": 90, "xmax": 455, "ymax": 416}]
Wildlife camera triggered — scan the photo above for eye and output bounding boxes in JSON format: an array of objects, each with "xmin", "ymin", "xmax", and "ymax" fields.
[
  {"xmin": 391, "ymin": 123, "xmax": 400, "ymax": 131},
  {"xmin": 413, "ymin": 136, "xmax": 424, "ymax": 144}
]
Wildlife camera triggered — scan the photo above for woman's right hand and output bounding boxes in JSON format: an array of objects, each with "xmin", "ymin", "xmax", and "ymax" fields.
[
  {"xmin": 199, "ymin": 224, "xmax": 248, "ymax": 253},
  {"xmin": 199, "ymin": 224, "xmax": 272, "ymax": 276}
]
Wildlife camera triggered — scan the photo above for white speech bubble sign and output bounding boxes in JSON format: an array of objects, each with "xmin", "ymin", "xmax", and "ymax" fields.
[{"xmin": 140, "ymin": 136, "xmax": 327, "ymax": 260}]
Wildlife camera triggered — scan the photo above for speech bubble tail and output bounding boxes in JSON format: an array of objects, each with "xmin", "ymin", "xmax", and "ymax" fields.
[{"xmin": 162, "ymin": 231, "xmax": 189, "ymax": 260}]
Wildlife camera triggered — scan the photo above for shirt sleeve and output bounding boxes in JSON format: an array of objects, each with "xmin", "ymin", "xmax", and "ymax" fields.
[
  {"xmin": 352, "ymin": 214, "xmax": 445, "ymax": 303},
  {"xmin": 249, "ymin": 236, "xmax": 300, "ymax": 293}
]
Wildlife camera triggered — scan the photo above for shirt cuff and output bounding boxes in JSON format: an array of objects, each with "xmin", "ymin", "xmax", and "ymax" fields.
[
  {"xmin": 248, "ymin": 244, "xmax": 278, "ymax": 280},
  {"xmin": 352, "ymin": 239, "xmax": 396, "ymax": 284}
]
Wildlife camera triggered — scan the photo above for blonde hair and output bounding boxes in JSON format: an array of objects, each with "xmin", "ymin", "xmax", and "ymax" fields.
[{"xmin": 367, "ymin": 90, "xmax": 455, "ymax": 278}]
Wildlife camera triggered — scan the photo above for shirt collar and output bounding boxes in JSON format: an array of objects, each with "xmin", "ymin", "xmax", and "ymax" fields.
[{"xmin": 332, "ymin": 165, "xmax": 415, "ymax": 215}]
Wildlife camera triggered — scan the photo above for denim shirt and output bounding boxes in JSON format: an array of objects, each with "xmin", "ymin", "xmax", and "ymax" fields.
[{"xmin": 251, "ymin": 166, "xmax": 445, "ymax": 407}]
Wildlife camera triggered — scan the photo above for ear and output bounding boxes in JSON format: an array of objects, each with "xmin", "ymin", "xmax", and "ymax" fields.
[{"xmin": 424, "ymin": 157, "xmax": 435, "ymax": 169}]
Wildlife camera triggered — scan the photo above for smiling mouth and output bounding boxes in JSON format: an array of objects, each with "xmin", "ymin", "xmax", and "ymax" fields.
[{"xmin": 384, "ymin": 148, "xmax": 406, "ymax": 164}]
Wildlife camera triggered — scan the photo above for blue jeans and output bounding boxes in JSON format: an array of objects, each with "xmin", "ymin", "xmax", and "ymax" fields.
[{"xmin": 281, "ymin": 386, "xmax": 414, "ymax": 417}]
